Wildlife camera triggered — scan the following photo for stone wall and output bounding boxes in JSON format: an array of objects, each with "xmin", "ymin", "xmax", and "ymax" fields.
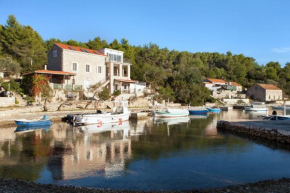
[
  {"xmin": 47, "ymin": 45, "xmax": 63, "ymax": 71},
  {"xmin": 222, "ymin": 98, "xmax": 249, "ymax": 104},
  {"xmin": 217, "ymin": 120, "xmax": 290, "ymax": 144},
  {"xmin": 247, "ymin": 84, "xmax": 266, "ymax": 101},
  {"xmin": 0, "ymin": 97, "xmax": 15, "ymax": 107}
]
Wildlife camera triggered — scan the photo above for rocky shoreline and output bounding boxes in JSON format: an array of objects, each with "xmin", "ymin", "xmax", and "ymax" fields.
[{"xmin": 1, "ymin": 177, "xmax": 290, "ymax": 193}]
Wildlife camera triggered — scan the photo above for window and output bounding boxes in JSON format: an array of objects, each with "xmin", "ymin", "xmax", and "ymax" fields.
[
  {"xmin": 53, "ymin": 50, "xmax": 57, "ymax": 58},
  {"xmin": 117, "ymin": 55, "xmax": 121, "ymax": 62},
  {"xmin": 98, "ymin": 66, "xmax": 102, "ymax": 73},
  {"xmin": 108, "ymin": 53, "xmax": 122, "ymax": 62},
  {"xmin": 86, "ymin": 64, "xmax": 90, "ymax": 72},
  {"xmin": 72, "ymin": 63, "xmax": 78, "ymax": 71}
]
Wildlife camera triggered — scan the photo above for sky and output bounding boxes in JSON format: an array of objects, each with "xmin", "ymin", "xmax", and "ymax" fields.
[{"xmin": 1, "ymin": 0, "xmax": 290, "ymax": 66}]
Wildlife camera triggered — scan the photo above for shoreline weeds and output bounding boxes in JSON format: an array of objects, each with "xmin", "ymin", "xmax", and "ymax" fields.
[{"xmin": 1, "ymin": 177, "xmax": 290, "ymax": 193}]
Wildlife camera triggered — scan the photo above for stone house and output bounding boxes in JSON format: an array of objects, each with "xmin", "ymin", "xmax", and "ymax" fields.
[
  {"xmin": 247, "ymin": 83, "xmax": 282, "ymax": 102},
  {"xmin": 24, "ymin": 43, "xmax": 146, "ymax": 99}
]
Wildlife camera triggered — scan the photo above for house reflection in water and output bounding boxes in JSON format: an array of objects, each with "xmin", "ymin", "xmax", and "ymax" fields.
[{"xmin": 48, "ymin": 122, "xmax": 133, "ymax": 180}]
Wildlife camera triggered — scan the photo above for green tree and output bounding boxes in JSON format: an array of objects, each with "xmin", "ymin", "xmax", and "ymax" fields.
[
  {"xmin": 0, "ymin": 56, "xmax": 21, "ymax": 75},
  {"xmin": 0, "ymin": 15, "xmax": 47, "ymax": 73}
]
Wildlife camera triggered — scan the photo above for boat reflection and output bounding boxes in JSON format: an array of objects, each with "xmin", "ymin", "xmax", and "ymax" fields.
[
  {"xmin": 154, "ymin": 117, "xmax": 190, "ymax": 125},
  {"xmin": 189, "ymin": 114, "xmax": 208, "ymax": 119},
  {"xmin": 14, "ymin": 125, "xmax": 51, "ymax": 133}
]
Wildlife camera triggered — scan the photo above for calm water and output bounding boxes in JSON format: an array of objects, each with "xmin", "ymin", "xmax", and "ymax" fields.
[{"xmin": 1, "ymin": 110, "xmax": 290, "ymax": 191}]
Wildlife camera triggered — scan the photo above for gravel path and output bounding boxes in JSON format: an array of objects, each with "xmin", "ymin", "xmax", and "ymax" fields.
[{"xmin": 1, "ymin": 177, "xmax": 290, "ymax": 193}]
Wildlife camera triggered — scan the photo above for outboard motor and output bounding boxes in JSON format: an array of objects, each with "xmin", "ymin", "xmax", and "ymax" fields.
[{"xmin": 42, "ymin": 115, "xmax": 50, "ymax": 120}]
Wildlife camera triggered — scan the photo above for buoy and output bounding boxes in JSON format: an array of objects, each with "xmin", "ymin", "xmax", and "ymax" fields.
[{"xmin": 119, "ymin": 118, "xmax": 122, "ymax": 122}]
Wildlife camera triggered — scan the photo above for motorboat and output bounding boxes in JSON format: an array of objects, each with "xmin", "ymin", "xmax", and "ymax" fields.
[
  {"xmin": 244, "ymin": 104, "xmax": 268, "ymax": 111},
  {"xmin": 188, "ymin": 106, "xmax": 208, "ymax": 114},
  {"xmin": 76, "ymin": 101, "xmax": 130, "ymax": 125},
  {"xmin": 271, "ymin": 105, "xmax": 290, "ymax": 110},
  {"xmin": 206, "ymin": 107, "xmax": 221, "ymax": 113},
  {"xmin": 262, "ymin": 115, "xmax": 290, "ymax": 120},
  {"xmin": 154, "ymin": 108, "xmax": 189, "ymax": 118},
  {"xmin": 15, "ymin": 115, "xmax": 52, "ymax": 127}
]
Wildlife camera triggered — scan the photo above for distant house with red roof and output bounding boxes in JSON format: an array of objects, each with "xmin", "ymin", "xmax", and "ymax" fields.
[
  {"xmin": 203, "ymin": 78, "xmax": 245, "ymax": 99},
  {"xmin": 247, "ymin": 83, "xmax": 282, "ymax": 102}
]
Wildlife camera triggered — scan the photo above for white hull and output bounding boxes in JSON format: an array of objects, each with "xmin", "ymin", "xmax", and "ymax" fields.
[
  {"xmin": 80, "ymin": 112, "xmax": 130, "ymax": 125},
  {"xmin": 244, "ymin": 107, "xmax": 268, "ymax": 111},
  {"xmin": 272, "ymin": 106, "xmax": 290, "ymax": 110},
  {"xmin": 154, "ymin": 109, "xmax": 189, "ymax": 118}
]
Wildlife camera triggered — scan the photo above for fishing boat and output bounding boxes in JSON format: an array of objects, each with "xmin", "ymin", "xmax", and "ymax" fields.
[
  {"xmin": 244, "ymin": 103, "xmax": 268, "ymax": 111},
  {"xmin": 15, "ymin": 115, "xmax": 52, "ymax": 127},
  {"xmin": 262, "ymin": 115, "xmax": 290, "ymax": 120},
  {"xmin": 271, "ymin": 105, "xmax": 290, "ymax": 110},
  {"xmin": 206, "ymin": 107, "xmax": 221, "ymax": 113},
  {"xmin": 154, "ymin": 108, "xmax": 189, "ymax": 118},
  {"xmin": 76, "ymin": 101, "xmax": 130, "ymax": 125},
  {"xmin": 188, "ymin": 106, "xmax": 208, "ymax": 114}
]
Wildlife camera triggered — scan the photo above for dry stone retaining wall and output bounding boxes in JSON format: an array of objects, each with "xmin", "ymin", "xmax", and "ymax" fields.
[{"xmin": 217, "ymin": 120, "xmax": 290, "ymax": 144}]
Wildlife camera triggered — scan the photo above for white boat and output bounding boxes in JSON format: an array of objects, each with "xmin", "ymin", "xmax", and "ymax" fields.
[
  {"xmin": 244, "ymin": 102, "xmax": 268, "ymax": 111},
  {"xmin": 271, "ymin": 105, "xmax": 290, "ymax": 110},
  {"xmin": 154, "ymin": 108, "xmax": 189, "ymax": 118},
  {"xmin": 77, "ymin": 101, "xmax": 130, "ymax": 125}
]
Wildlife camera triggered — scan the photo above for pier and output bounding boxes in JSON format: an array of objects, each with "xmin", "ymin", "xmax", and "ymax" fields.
[{"xmin": 217, "ymin": 120, "xmax": 290, "ymax": 144}]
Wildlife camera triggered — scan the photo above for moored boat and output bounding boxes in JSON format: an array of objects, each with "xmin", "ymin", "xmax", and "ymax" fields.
[
  {"xmin": 244, "ymin": 105, "xmax": 268, "ymax": 111},
  {"xmin": 188, "ymin": 107, "xmax": 208, "ymax": 114},
  {"xmin": 154, "ymin": 108, "xmax": 189, "ymax": 118},
  {"xmin": 76, "ymin": 101, "xmax": 130, "ymax": 125},
  {"xmin": 207, "ymin": 107, "xmax": 221, "ymax": 113},
  {"xmin": 15, "ymin": 115, "xmax": 52, "ymax": 127},
  {"xmin": 271, "ymin": 105, "xmax": 290, "ymax": 110},
  {"xmin": 262, "ymin": 115, "xmax": 290, "ymax": 120}
]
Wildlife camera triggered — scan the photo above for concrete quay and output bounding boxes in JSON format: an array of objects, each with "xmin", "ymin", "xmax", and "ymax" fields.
[{"xmin": 217, "ymin": 120, "xmax": 290, "ymax": 144}]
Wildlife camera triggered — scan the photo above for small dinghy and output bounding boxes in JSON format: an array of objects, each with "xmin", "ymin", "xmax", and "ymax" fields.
[
  {"xmin": 15, "ymin": 115, "xmax": 52, "ymax": 127},
  {"xmin": 206, "ymin": 107, "xmax": 221, "ymax": 113}
]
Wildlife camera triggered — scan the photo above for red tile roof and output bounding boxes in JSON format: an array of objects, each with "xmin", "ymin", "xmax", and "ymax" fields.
[
  {"xmin": 257, "ymin": 83, "xmax": 281, "ymax": 90},
  {"xmin": 230, "ymin": 82, "xmax": 242, "ymax": 86},
  {"xmin": 55, "ymin": 43, "xmax": 106, "ymax": 56},
  {"xmin": 205, "ymin": 78, "xmax": 226, "ymax": 83},
  {"xmin": 23, "ymin": 70, "xmax": 76, "ymax": 76}
]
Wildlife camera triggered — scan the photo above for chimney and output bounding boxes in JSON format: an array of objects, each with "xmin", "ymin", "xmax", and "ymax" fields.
[{"xmin": 44, "ymin": 65, "xmax": 47, "ymax": 70}]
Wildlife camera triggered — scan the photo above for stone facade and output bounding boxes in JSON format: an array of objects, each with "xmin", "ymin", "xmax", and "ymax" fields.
[
  {"xmin": 247, "ymin": 84, "xmax": 282, "ymax": 102},
  {"xmin": 48, "ymin": 44, "xmax": 107, "ymax": 89},
  {"xmin": 47, "ymin": 45, "xmax": 63, "ymax": 71}
]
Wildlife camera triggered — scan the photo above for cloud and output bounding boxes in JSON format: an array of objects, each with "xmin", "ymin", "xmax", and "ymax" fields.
[{"xmin": 271, "ymin": 47, "xmax": 290, "ymax": 53}]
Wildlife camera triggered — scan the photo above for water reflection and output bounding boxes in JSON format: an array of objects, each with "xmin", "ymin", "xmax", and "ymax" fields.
[{"xmin": 0, "ymin": 110, "xmax": 290, "ymax": 190}]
